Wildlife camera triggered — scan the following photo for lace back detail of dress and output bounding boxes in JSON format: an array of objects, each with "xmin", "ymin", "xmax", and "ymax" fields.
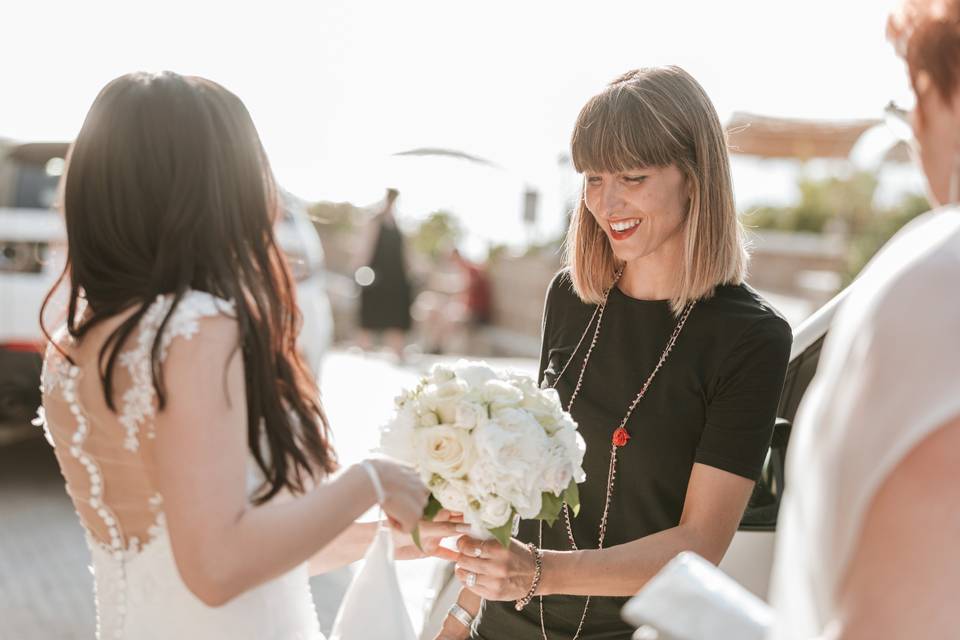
[{"xmin": 37, "ymin": 290, "xmax": 236, "ymax": 638}]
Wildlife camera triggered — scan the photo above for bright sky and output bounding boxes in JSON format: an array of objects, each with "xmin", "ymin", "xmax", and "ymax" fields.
[{"xmin": 5, "ymin": 0, "xmax": 915, "ymax": 249}]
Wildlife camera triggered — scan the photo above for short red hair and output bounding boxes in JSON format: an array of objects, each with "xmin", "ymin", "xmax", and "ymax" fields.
[{"xmin": 889, "ymin": 0, "xmax": 960, "ymax": 103}]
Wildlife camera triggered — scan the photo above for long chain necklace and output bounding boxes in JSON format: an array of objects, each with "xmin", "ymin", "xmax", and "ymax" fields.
[{"xmin": 537, "ymin": 270, "xmax": 695, "ymax": 640}]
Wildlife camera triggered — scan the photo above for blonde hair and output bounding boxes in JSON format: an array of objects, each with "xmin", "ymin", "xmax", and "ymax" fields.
[{"xmin": 564, "ymin": 66, "xmax": 748, "ymax": 314}]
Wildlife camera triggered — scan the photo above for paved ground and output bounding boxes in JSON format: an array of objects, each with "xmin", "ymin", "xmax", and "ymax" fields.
[{"xmin": 0, "ymin": 349, "xmax": 536, "ymax": 640}]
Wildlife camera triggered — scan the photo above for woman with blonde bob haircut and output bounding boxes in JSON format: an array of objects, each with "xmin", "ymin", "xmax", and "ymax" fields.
[
  {"xmin": 565, "ymin": 66, "xmax": 747, "ymax": 313},
  {"xmin": 433, "ymin": 66, "xmax": 792, "ymax": 640}
]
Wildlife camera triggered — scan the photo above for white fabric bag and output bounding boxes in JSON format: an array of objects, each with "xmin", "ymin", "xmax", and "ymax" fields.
[
  {"xmin": 329, "ymin": 523, "xmax": 418, "ymax": 640},
  {"xmin": 621, "ymin": 551, "xmax": 772, "ymax": 640}
]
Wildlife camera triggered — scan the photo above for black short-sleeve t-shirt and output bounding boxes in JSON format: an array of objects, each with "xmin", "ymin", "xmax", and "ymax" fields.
[{"xmin": 474, "ymin": 270, "xmax": 792, "ymax": 640}]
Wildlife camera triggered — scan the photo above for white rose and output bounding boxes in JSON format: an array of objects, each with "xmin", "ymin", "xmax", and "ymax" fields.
[
  {"xmin": 432, "ymin": 477, "xmax": 472, "ymax": 513},
  {"xmin": 454, "ymin": 401, "xmax": 488, "ymax": 430},
  {"xmin": 482, "ymin": 379, "xmax": 524, "ymax": 411},
  {"xmin": 417, "ymin": 409, "xmax": 440, "ymax": 428},
  {"xmin": 416, "ymin": 425, "xmax": 475, "ymax": 479},
  {"xmin": 453, "ymin": 360, "xmax": 498, "ymax": 388},
  {"xmin": 479, "ymin": 495, "xmax": 513, "ymax": 529},
  {"xmin": 423, "ymin": 379, "xmax": 468, "ymax": 424}
]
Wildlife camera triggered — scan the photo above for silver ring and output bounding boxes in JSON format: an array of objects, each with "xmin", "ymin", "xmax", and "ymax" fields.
[
  {"xmin": 472, "ymin": 541, "xmax": 483, "ymax": 558},
  {"xmin": 465, "ymin": 572, "xmax": 477, "ymax": 588}
]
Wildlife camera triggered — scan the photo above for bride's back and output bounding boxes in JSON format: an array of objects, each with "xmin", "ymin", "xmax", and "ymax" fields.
[
  {"xmin": 45, "ymin": 305, "xmax": 162, "ymax": 552},
  {"xmin": 37, "ymin": 71, "xmax": 337, "ymax": 639},
  {"xmin": 43, "ymin": 293, "xmax": 236, "ymax": 554}
]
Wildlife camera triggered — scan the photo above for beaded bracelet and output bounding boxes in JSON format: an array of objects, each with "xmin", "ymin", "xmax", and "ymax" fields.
[{"xmin": 514, "ymin": 543, "xmax": 543, "ymax": 611}]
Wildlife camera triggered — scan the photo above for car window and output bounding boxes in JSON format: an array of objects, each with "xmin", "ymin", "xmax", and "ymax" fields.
[{"xmin": 14, "ymin": 164, "xmax": 59, "ymax": 210}]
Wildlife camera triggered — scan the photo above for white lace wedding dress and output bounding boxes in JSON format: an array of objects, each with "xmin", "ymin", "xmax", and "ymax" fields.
[{"xmin": 37, "ymin": 290, "xmax": 324, "ymax": 639}]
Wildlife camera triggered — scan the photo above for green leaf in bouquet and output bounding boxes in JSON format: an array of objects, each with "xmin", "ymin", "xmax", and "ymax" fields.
[
  {"xmin": 412, "ymin": 494, "xmax": 445, "ymax": 552},
  {"xmin": 536, "ymin": 491, "xmax": 564, "ymax": 527},
  {"xmin": 564, "ymin": 479, "xmax": 581, "ymax": 518},
  {"xmin": 488, "ymin": 514, "xmax": 515, "ymax": 548},
  {"xmin": 424, "ymin": 494, "xmax": 444, "ymax": 520},
  {"xmin": 412, "ymin": 524, "xmax": 423, "ymax": 552}
]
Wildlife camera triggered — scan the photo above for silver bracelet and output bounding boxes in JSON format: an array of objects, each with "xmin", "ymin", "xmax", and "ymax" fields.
[{"xmin": 447, "ymin": 602, "xmax": 474, "ymax": 629}]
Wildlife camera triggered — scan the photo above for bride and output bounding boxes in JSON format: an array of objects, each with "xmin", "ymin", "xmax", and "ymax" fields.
[{"xmin": 36, "ymin": 71, "xmax": 456, "ymax": 639}]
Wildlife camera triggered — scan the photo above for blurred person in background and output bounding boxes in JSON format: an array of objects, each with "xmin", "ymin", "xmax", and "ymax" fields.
[
  {"xmin": 767, "ymin": 1, "xmax": 960, "ymax": 637},
  {"xmin": 419, "ymin": 247, "xmax": 493, "ymax": 355},
  {"xmin": 356, "ymin": 187, "xmax": 413, "ymax": 361},
  {"xmin": 36, "ymin": 72, "xmax": 456, "ymax": 639},
  {"xmin": 450, "ymin": 248, "xmax": 493, "ymax": 330}
]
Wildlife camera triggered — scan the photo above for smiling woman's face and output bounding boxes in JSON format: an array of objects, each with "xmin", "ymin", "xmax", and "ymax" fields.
[{"xmin": 583, "ymin": 164, "xmax": 689, "ymax": 265}]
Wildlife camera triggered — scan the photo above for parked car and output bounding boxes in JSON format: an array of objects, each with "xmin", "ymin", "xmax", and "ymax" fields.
[
  {"xmin": 0, "ymin": 140, "xmax": 67, "ymax": 441},
  {"xmin": 0, "ymin": 140, "xmax": 333, "ymax": 443},
  {"xmin": 417, "ymin": 289, "xmax": 847, "ymax": 638}
]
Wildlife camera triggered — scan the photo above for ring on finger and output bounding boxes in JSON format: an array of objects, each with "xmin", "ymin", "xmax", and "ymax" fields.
[
  {"xmin": 472, "ymin": 540, "xmax": 484, "ymax": 558},
  {"xmin": 465, "ymin": 571, "xmax": 477, "ymax": 588}
]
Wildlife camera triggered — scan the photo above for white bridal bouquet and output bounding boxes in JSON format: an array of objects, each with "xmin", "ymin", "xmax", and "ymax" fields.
[{"xmin": 379, "ymin": 360, "xmax": 586, "ymax": 546}]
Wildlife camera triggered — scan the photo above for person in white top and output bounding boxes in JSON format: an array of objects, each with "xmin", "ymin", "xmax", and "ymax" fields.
[
  {"xmin": 767, "ymin": 1, "xmax": 960, "ymax": 638},
  {"xmin": 36, "ymin": 71, "xmax": 459, "ymax": 639}
]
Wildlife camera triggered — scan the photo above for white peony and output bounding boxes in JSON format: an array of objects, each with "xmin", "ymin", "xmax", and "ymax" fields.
[
  {"xmin": 416, "ymin": 425, "xmax": 474, "ymax": 479},
  {"xmin": 473, "ymin": 417, "xmax": 549, "ymax": 494},
  {"xmin": 551, "ymin": 425, "xmax": 587, "ymax": 483},
  {"xmin": 466, "ymin": 457, "xmax": 501, "ymax": 497},
  {"xmin": 542, "ymin": 443, "xmax": 575, "ymax": 495},
  {"xmin": 520, "ymin": 388, "xmax": 565, "ymax": 433},
  {"xmin": 454, "ymin": 401, "xmax": 488, "ymax": 430},
  {"xmin": 504, "ymin": 480, "xmax": 544, "ymax": 520},
  {"xmin": 453, "ymin": 360, "xmax": 498, "ymax": 388}
]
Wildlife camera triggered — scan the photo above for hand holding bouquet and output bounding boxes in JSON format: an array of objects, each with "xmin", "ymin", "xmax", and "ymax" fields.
[{"xmin": 379, "ymin": 360, "xmax": 586, "ymax": 546}]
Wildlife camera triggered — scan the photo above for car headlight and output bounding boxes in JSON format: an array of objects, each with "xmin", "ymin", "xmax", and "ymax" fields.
[{"xmin": 0, "ymin": 241, "xmax": 47, "ymax": 274}]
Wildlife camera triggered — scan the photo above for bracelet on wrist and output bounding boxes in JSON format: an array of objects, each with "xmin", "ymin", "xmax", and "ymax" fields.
[
  {"xmin": 447, "ymin": 602, "xmax": 474, "ymax": 629},
  {"xmin": 514, "ymin": 543, "xmax": 543, "ymax": 611}
]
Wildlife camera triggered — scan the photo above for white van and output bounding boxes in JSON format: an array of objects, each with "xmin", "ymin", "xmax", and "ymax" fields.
[{"xmin": 0, "ymin": 140, "xmax": 333, "ymax": 441}]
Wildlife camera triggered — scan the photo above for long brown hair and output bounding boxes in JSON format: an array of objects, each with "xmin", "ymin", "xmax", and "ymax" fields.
[
  {"xmin": 41, "ymin": 71, "xmax": 337, "ymax": 503},
  {"xmin": 565, "ymin": 66, "xmax": 747, "ymax": 314}
]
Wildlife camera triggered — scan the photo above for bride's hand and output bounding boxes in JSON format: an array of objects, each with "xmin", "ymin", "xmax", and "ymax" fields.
[
  {"xmin": 368, "ymin": 458, "xmax": 430, "ymax": 533},
  {"xmin": 394, "ymin": 509, "xmax": 464, "ymax": 560}
]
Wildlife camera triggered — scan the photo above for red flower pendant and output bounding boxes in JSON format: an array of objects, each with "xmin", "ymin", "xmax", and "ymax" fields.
[{"xmin": 612, "ymin": 426, "xmax": 631, "ymax": 448}]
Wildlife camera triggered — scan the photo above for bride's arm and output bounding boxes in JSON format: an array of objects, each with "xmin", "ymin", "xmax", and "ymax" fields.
[{"xmin": 151, "ymin": 316, "xmax": 424, "ymax": 606}]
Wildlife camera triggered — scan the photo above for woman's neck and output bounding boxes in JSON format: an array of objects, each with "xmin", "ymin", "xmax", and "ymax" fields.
[{"xmin": 618, "ymin": 240, "xmax": 685, "ymax": 301}]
